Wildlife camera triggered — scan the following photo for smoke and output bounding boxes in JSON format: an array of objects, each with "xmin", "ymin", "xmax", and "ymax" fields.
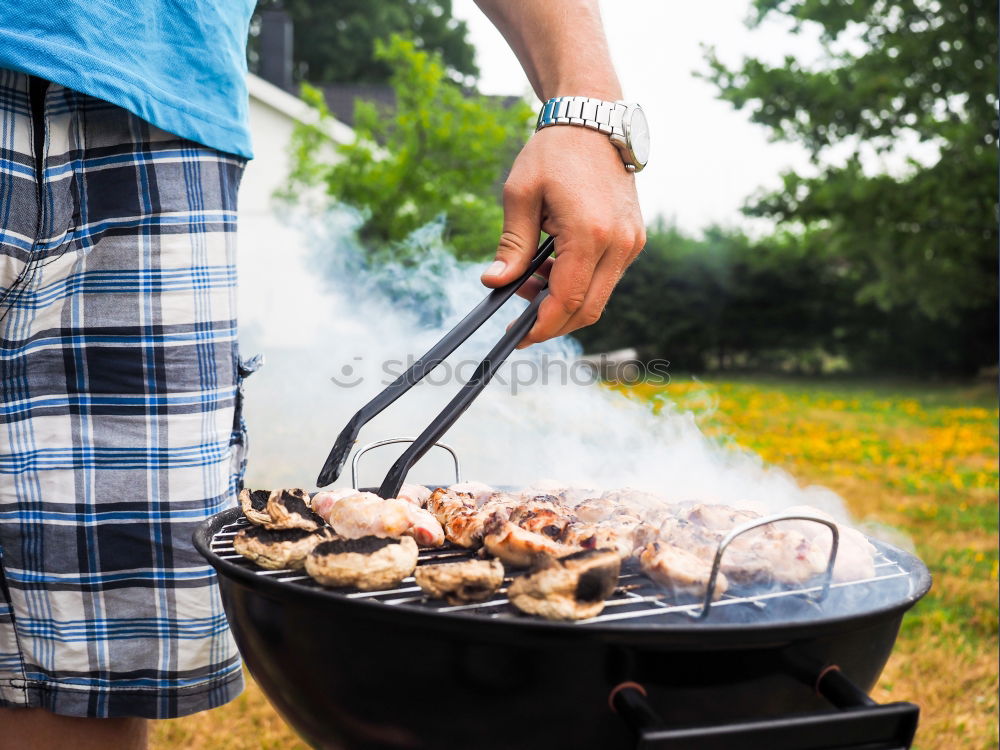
[{"xmin": 237, "ymin": 208, "xmax": 853, "ymax": 521}]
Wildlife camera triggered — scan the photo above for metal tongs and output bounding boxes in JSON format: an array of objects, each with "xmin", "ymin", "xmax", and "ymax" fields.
[{"xmin": 316, "ymin": 236, "xmax": 556, "ymax": 496}]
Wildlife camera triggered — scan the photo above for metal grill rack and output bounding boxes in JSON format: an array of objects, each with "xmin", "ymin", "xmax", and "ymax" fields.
[{"xmin": 210, "ymin": 518, "xmax": 915, "ymax": 626}]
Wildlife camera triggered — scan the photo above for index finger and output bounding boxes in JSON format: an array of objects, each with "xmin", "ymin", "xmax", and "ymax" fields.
[{"xmin": 517, "ymin": 233, "xmax": 605, "ymax": 347}]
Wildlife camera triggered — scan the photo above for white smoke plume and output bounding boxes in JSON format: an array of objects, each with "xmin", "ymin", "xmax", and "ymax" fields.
[{"xmin": 237, "ymin": 208, "xmax": 853, "ymax": 521}]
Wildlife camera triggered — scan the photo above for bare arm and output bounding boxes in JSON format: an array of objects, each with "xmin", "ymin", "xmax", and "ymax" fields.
[
  {"xmin": 475, "ymin": 0, "xmax": 645, "ymax": 346},
  {"xmin": 473, "ymin": 0, "xmax": 622, "ymax": 101}
]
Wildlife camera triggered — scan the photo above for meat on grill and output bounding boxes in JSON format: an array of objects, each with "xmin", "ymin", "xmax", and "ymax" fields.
[
  {"xmin": 265, "ymin": 488, "xmax": 326, "ymax": 531},
  {"xmin": 445, "ymin": 481, "xmax": 495, "ymax": 505},
  {"xmin": 239, "ymin": 478, "xmax": 876, "ymax": 614},
  {"xmin": 312, "ymin": 491, "xmax": 445, "ymax": 547},
  {"xmin": 482, "ymin": 515, "xmax": 578, "ymax": 567},
  {"xmin": 305, "ymin": 535, "xmax": 419, "ymax": 590},
  {"xmin": 508, "ymin": 549, "xmax": 621, "ymax": 620},
  {"xmin": 562, "ymin": 518, "xmax": 640, "ymax": 560},
  {"xmin": 639, "ymin": 541, "xmax": 730, "ymax": 600},
  {"xmin": 426, "ymin": 488, "xmax": 520, "ymax": 548},
  {"xmin": 654, "ymin": 506, "xmax": 827, "ymax": 587},
  {"xmin": 239, "ymin": 488, "xmax": 272, "ymax": 526},
  {"xmin": 653, "ymin": 516, "xmax": 771, "ymax": 586},
  {"xmin": 414, "ymin": 559, "xmax": 505, "ymax": 605},
  {"xmin": 234, "ymin": 525, "xmax": 334, "ymax": 570},
  {"xmin": 508, "ymin": 501, "xmax": 576, "ymax": 541},
  {"xmin": 573, "ymin": 497, "xmax": 620, "ymax": 523},
  {"xmin": 779, "ymin": 505, "xmax": 877, "ymax": 582},
  {"xmin": 397, "ymin": 483, "xmax": 432, "ymax": 507},
  {"xmin": 427, "ymin": 487, "xmax": 475, "ymax": 521},
  {"xmin": 442, "ymin": 508, "xmax": 494, "ymax": 548}
]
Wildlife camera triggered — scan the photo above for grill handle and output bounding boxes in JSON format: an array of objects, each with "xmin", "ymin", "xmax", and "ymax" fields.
[
  {"xmin": 691, "ymin": 513, "xmax": 840, "ymax": 619},
  {"xmin": 610, "ymin": 670, "xmax": 918, "ymax": 750},
  {"xmin": 316, "ymin": 235, "xmax": 555, "ymax": 487},
  {"xmin": 350, "ymin": 438, "xmax": 461, "ymax": 489}
]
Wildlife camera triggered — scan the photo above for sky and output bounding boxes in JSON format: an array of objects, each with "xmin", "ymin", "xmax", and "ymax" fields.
[{"xmin": 451, "ymin": 1, "xmax": 823, "ymax": 235}]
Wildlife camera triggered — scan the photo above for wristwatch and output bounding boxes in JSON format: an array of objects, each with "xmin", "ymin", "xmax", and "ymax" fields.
[{"xmin": 535, "ymin": 96, "xmax": 650, "ymax": 172}]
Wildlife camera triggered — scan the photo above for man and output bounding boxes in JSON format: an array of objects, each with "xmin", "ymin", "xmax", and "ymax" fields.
[{"xmin": 0, "ymin": 0, "xmax": 644, "ymax": 746}]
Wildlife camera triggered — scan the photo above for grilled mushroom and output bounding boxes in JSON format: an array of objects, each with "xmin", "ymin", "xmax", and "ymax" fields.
[
  {"xmin": 233, "ymin": 525, "xmax": 334, "ymax": 570},
  {"xmin": 239, "ymin": 487, "xmax": 273, "ymax": 526},
  {"xmin": 305, "ymin": 535, "xmax": 418, "ymax": 591},
  {"xmin": 508, "ymin": 549, "xmax": 620, "ymax": 621},
  {"xmin": 414, "ymin": 559, "xmax": 505, "ymax": 605},
  {"xmin": 265, "ymin": 488, "xmax": 325, "ymax": 531}
]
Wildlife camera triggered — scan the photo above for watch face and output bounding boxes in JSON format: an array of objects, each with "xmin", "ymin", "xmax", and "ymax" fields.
[{"xmin": 627, "ymin": 106, "xmax": 650, "ymax": 167}]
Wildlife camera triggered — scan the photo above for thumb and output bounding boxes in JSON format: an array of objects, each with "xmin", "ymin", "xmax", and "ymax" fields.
[{"xmin": 481, "ymin": 181, "xmax": 541, "ymax": 287}]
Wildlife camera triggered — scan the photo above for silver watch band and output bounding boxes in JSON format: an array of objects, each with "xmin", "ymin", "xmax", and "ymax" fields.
[{"xmin": 535, "ymin": 96, "xmax": 627, "ymax": 137}]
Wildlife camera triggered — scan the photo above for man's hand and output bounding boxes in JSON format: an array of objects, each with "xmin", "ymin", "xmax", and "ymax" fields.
[
  {"xmin": 481, "ymin": 124, "xmax": 645, "ymax": 347},
  {"xmin": 474, "ymin": 0, "xmax": 646, "ymax": 347}
]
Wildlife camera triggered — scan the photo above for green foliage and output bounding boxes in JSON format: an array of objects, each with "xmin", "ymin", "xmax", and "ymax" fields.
[
  {"xmin": 704, "ymin": 0, "xmax": 998, "ymax": 326},
  {"xmin": 254, "ymin": 0, "xmax": 478, "ymax": 85},
  {"xmin": 575, "ymin": 221, "xmax": 993, "ymax": 374},
  {"xmin": 285, "ymin": 35, "xmax": 533, "ymax": 261},
  {"xmin": 576, "ymin": 221, "xmax": 851, "ymax": 372}
]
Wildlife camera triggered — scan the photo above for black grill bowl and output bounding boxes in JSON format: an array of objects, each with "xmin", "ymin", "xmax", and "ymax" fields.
[{"xmin": 194, "ymin": 507, "xmax": 930, "ymax": 750}]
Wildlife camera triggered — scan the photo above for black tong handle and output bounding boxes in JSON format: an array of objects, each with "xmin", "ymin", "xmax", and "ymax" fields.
[
  {"xmin": 316, "ymin": 236, "xmax": 555, "ymax": 487},
  {"xmin": 378, "ymin": 288, "xmax": 549, "ymax": 499}
]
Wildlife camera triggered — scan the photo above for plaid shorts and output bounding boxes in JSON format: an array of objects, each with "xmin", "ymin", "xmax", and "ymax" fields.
[{"xmin": 0, "ymin": 69, "xmax": 248, "ymax": 718}]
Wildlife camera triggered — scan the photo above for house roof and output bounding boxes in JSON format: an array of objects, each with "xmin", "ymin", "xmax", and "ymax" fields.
[
  {"xmin": 320, "ymin": 83, "xmax": 396, "ymax": 128},
  {"xmin": 320, "ymin": 83, "xmax": 526, "ymax": 128},
  {"xmin": 247, "ymin": 73, "xmax": 354, "ymax": 143}
]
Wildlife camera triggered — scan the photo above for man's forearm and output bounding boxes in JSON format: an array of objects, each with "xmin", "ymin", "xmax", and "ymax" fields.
[
  {"xmin": 476, "ymin": 0, "xmax": 645, "ymax": 348},
  {"xmin": 473, "ymin": 0, "xmax": 622, "ymax": 102}
]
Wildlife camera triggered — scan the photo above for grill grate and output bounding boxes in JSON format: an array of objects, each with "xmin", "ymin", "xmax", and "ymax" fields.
[{"xmin": 209, "ymin": 518, "xmax": 914, "ymax": 626}]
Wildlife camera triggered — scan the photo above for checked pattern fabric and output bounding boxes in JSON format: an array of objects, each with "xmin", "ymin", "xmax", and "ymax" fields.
[{"xmin": 0, "ymin": 69, "xmax": 246, "ymax": 718}]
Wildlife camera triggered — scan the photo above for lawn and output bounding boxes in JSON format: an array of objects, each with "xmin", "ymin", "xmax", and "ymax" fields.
[{"xmin": 152, "ymin": 377, "xmax": 999, "ymax": 750}]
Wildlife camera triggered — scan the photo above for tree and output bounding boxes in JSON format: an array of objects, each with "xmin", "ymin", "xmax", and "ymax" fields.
[
  {"xmin": 574, "ymin": 221, "xmax": 854, "ymax": 372},
  {"xmin": 286, "ymin": 34, "xmax": 534, "ymax": 260},
  {"xmin": 254, "ymin": 0, "xmax": 478, "ymax": 85},
  {"xmin": 705, "ymin": 0, "xmax": 998, "ymax": 330}
]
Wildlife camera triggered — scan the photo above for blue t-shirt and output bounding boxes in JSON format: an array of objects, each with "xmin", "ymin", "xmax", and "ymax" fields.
[{"xmin": 0, "ymin": 1, "xmax": 255, "ymax": 159}]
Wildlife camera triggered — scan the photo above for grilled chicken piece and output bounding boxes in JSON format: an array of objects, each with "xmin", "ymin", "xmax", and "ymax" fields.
[
  {"xmin": 265, "ymin": 488, "xmax": 326, "ymax": 531},
  {"xmin": 518, "ymin": 485, "xmax": 599, "ymax": 508},
  {"xmin": 562, "ymin": 519, "xmax": 639, "ymax": 560},
  {"xmin": 446, "ymin": 481, "xmax": 495, "ymax": 505},
  {"xmin": 684, "ymin": 503, "xmax": 760, "ymax": 532},
  {"xmin": 685, "ymin": 504, "xmax": 829, "ymax": 586},
  {"xmin": 639, "ymin": 541, "xmax": 729, "ymax": 600},
  {"xmin": 573, "ymin": 497, "xmax": 619, "ymax": 523},
  {"xmin": 443, "ymin": 508, "xmax": 492, "ymax": 548},
  {"xmin": 239, "ymin": 487, "xmax": 273, "ymax": 526},
  {"xmin": 426, "ymin": 487, "xmax": 476, "ymax": 524},
  {"xmin": 234, "ymin": 526, "xmax": 334, "ymax": 570},
  {"xmin": 312, "ymin": 491, "xmax": 445, "ymax": 546},
  {"xmin": 313, "ymin": 491, "xmax": 410, "ymax": 537},
  {"xmin": 779, "ymin": 506, "xmax": 876, "ymax": 582},
  {"xmin": 508, "ymin": 549, "xmax": 620, "ymax": 620},
  {"xmin": 482, "ymin": 515, "xmax": 578, "ymax": 567},
  {"xmin": 305, "ymin": 535, "xmax": 419, "ymax": 590},
  {"xmin": 397, "ymin": 483, "xmax": 432, "ymax": 507},
  {"xmin": 751, "ymin": 526, "xmax": 828, "ymax": 585},
  {"xmin": 655, "ymin": 508, "xmax": 828, "ymax": 587},
  {"xmin": 655, "ymin": 516, "xmax": 772, "ymax": 586},
  {"xmin": 404, "ymin": 506, "xmax": 446, "ymax": 547},
  {"xmin": 600, "ymin": 489, "xmax": 666, "ymax": 518},
  {"xmin": 439, "ymin": 494, "xmax": 521, "ymax": 548},
  {"xmin": 414, "ymin": 559, "xmax": 505, "ymax": 604},
  {"xmin": 508, "ymin": 503, "xmax": 575, "ymax": 541}
]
